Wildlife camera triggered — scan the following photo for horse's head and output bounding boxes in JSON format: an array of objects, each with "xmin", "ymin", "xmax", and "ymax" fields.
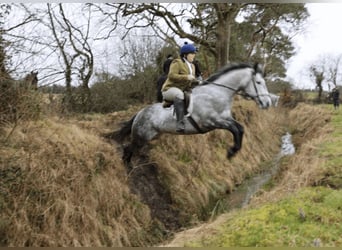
[
  {"xmin": 243, "ymin": 63, "xmax": 271, "ymax": 109},
  {"xmin": 205, "ymin": 62, "xmax": 271, "ymax": 108}
]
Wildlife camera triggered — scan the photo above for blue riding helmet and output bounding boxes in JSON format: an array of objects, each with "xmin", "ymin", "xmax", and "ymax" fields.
[{"xmin": 180, "ymin": 42, "xmax": 197, "ymax": 54}]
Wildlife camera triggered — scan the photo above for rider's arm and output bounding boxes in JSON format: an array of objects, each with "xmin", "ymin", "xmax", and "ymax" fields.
[{"xmin": 168, "ymin": 59, "xmax": 193, "ymax": 85}]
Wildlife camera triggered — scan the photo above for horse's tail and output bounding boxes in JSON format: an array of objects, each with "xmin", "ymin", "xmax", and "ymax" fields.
[{"xmin": 103, "ymin": 114, "xmax": 136, "ymax": 143}]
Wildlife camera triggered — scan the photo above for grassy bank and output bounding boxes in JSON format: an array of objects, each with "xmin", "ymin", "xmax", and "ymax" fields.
[
  {"xmin": 0, "ymin": 99, "xmax": 284, "ymax": 246},
  {"xmin": 1, "ymin": 101, "xmax": 339, "ymax": 246},
  {"xmin": 177, "ymin": 187, "xmax": 341, "ymax": 247},
  {"xmin": 318, "ymin": 106, "xmax": 342, "ymax": 188}
]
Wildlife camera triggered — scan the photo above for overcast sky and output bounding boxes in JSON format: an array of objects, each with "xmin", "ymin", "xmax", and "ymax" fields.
[
  {"xmin": 6, "ymin": 3, "xmax": 342, "ymax": 90},
  {"xmin": 286, "ymin": 3, "xmax": 342, "ymax": 89}
]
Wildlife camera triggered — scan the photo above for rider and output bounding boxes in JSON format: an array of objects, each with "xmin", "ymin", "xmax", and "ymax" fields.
[{"xmin": 161, "ymin": 42, "xmax": 200, "ymax": 132}]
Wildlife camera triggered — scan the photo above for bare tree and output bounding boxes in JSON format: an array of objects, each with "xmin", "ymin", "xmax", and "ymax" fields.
[
  {"xmin": 2, "ymin": 4, "xmax": 99, "ymax": 112},
  {"xmin": 46, "ymin": 3, "xmax": 94, "ymax": 111},
  {"xmin": 310, "ymin": 64, "xmax": 325, "ymax": 102},
  {"xmin": 1, "ymin": 3, "xmax": 41, "ymax": 78},
  {"xmin": 47, "ymin": 4, "xmax": 76, "ymax": 108},
  {"xmin": 91, "ymin": 3, "xmax": 307, "ymax": 77},
  {"xmin": 0, "ymin": 4, "xmax": 11, "ymax": 77},
  {"xmin": 118, "ymin": 31, "xmax": 163, "ymax": 77},
  {"xmin": 326, "ymin": 54, "xmax": 342, "ymax": 89},
  {"xmin": 92, "ymin": 3, "xmax": 244, "ymax": 71},
  {"xmin": 309, "ymin": 54, "xmax": 342, "ymax": 101},
  {"xmin": 117, "ymin": 31, "xmax": 163, "ymax": 103}
]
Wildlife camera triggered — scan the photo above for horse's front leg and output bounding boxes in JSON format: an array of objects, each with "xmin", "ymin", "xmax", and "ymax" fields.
[
  {"xmin": 122, "ymin": 136, "xmax": 146, "ymax": 166},
  {"xmin": 226, "ymin": 120, "xmax": 244, "ymax": 159}
]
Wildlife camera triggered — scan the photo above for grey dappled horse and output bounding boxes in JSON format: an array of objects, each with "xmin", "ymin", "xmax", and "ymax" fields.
[{"xmin": 115, "ymin": 63, "xmax": 272, "ymax": 164}]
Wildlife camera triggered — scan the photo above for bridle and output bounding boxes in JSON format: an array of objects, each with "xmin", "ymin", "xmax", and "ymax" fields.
[{"xmin": 206, "ymin": 70, "xmax": 270, "ymax": 105}]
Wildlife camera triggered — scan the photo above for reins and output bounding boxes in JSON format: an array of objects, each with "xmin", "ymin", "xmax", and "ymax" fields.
[
  {"xmin": 206, "ymin": 81, "xmax": 237, "ymax": 92},
  {"xmin": 188, "ymin": 67, "xmax": 269, "ymax": 133},
  {"xmin": 204, "ymin": 72, "xmax": 270, "ymax": 102}
]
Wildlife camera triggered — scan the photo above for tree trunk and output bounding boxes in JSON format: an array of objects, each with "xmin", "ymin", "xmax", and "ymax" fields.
[
  {"xmin": 216, "ymin": 19, "xmax": 229, "ymax": 68},
  {"xmin": 214, "ymin": 4, "xmax": 239, "ymax": 68}
]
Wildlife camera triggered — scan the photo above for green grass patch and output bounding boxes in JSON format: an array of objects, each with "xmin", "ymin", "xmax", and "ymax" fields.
[
  {"xmin": 302, "ymin": 91, "xmax": 317, "ymax": 100},
  {"xmin": 178, "ymin": 152, "xmax": 193, "ymax": 163},
  {"xmin": 185, "ymin": 187, "xmax": 342, "ymax": 247},
  {"xmin": 318, "ymin": 108, "xmax": 342, "ymax": 188}
]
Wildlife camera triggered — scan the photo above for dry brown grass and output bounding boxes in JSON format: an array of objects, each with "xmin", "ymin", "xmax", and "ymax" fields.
[
  {"xmin": 0, "ymin": 116, "xmax": 153, "ymax": 246},
  {"xmin": 0, "ymin": 81, "xmax": 42, "ymax": 126},
  {"xmin": 0, "ymin": 99, "xmax": 292, "ymax": 247}
]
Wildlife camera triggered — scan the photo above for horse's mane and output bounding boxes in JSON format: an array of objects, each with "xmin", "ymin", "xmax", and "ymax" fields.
[{"xmin": 206, "ymin": 63, "xmax": 254, "ymax": 83}]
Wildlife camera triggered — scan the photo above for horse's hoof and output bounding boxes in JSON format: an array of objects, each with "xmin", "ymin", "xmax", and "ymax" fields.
[{"xmin": 227, "ymin": 149, "xmax": 236, "ymax": 159}]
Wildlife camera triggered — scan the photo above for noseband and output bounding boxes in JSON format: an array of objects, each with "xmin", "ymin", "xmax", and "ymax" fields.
[{"xmin": 248, "ymin": 73, "xmax": 270, "ymax": 106}]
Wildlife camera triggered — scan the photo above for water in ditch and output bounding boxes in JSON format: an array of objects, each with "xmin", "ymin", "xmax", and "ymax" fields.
[{"xmin": 225, "ymin": 132, "xmax": 295, "ymax": 209}]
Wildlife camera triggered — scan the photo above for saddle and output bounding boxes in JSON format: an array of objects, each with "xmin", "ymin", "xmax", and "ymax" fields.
[{"xmin": 162, "ymin": 91, "xmax": 191, "ymax": 114}]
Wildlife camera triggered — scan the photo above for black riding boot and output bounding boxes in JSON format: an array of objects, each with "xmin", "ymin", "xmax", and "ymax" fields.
[{"xmin": 174, "ymin": 97, "xmax": 185, "ymax": 133}]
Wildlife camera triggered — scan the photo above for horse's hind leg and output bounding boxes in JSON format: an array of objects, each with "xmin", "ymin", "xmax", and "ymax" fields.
[
  {"xmin": 226, "ymin": 120, "xmax": 244, "ymax": 159},
  {"xmin": 123, "ymin": 144, "xmax": 134, "ymax": 165}
]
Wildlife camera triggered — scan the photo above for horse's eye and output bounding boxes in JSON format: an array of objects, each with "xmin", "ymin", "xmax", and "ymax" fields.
[{"xmin": 256, "ymin": 81, "xmax": 261, "ymax": 85}]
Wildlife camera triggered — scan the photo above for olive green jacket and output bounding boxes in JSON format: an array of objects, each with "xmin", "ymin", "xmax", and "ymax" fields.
[{"xmin": 161, "ymin": 58, "xmax": 197, "ymax": 92}]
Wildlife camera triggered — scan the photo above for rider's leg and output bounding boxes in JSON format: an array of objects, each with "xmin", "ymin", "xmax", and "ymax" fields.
[
  {"xmin": 174, "ymin": 97, "xmax": 185, "ymax": 132},
  {"xmin": 162, "ymin": 87, "xmax": 185, "ymax": 132}
]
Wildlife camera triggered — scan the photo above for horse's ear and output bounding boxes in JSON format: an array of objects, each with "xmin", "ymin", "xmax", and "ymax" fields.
[
  {"xmin": 253, "ymin": 63, "xmax": 264, "ymax": 75},
  {"xmin": 253, "ymin": 63, "xmax": 259, "ymax": 74}
]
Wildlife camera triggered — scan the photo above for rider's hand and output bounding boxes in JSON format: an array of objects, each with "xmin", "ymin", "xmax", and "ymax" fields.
[
  {"xmin": 187, "ymin": 74, "xmax": 196, "ymax": 81},
  {"xmin": 191, "ymin": 79, "xmax": 200, "ymax": 87}
]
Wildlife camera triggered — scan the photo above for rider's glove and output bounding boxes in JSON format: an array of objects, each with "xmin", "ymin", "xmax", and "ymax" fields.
[
  {"xmin": 187, "ymin": 74, "xmax": 195, "ymax": 81},
  {"xmin": 191, "ymin": 79, "xmax": 200, "ymax": 87}
]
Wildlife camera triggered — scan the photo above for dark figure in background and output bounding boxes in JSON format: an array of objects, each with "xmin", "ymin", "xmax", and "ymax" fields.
[
  {"xmin": 193, "ymin": 59, "xmax": 203, "ymax": 81},
  {"xmin": 156, "ymin": 54, "xmax": 173, "ymax": 102},
  {"xmin": 332, "ymin": 87, "xmax": 340, "ymax": 110}
]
